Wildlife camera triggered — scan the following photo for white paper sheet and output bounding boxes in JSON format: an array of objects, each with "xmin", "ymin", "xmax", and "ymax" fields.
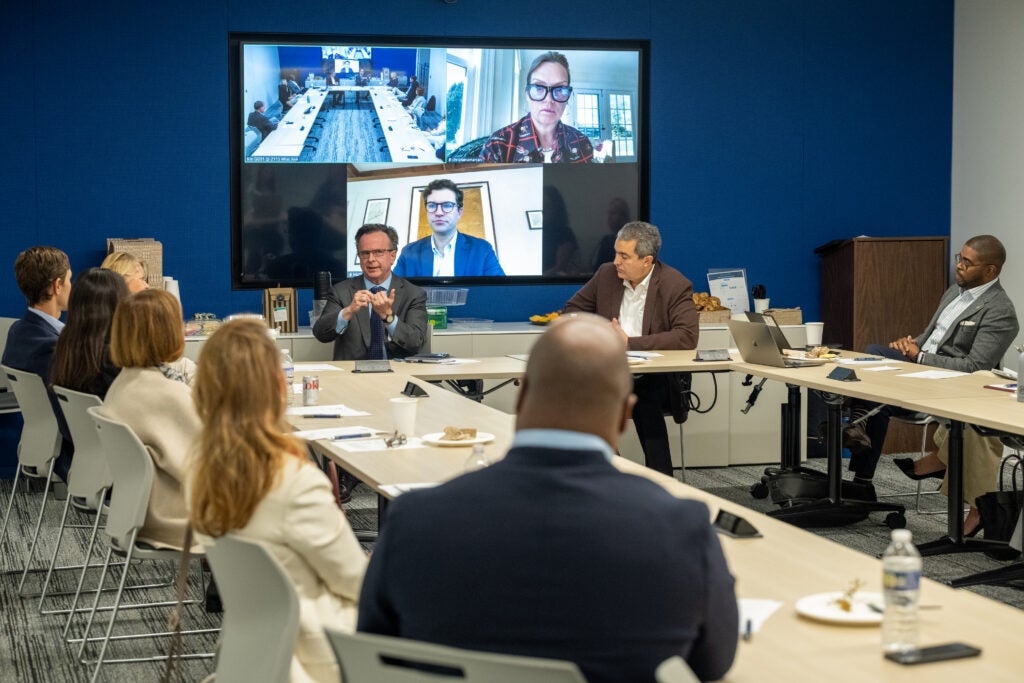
[
  {"xmin": 861, "ymin": 365, "xmax": 902, "ymax": 372},
  {"xmin": 899, "ymin": 369, "xmax": 967, "ymax": 379},
  {"xmin": 836, "ymin": 358, "xmax": 890, "ymax": 365},
  {"xmin": 333, "ymin": 436, "xmax": 423, "ymax": 452},
  {"xmin": 627, "ymin": 351, "xmax": 664, "ymax": 358},
  {"xmin": 738, "ymin": 598, "xmax": 783, "ymax": 634},
  {"xmin": 292, "ymin": 426, "xmax": 383, "ymax": 440},
  {"xmin": 380, "ymin": 482, "xmax": 439, "ymax": 497},
  {"xmin": 286, "ymin": 404, "xmax": 370, "ymax": 417},
  {"xmin": 294, "ymin": 363, "xmax": 344, "ymax": 372}
]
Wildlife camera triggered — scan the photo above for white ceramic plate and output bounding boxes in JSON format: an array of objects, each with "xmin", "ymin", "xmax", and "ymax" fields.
[
  {"xmin": 794, "ymin": 591, "xmax": 883, "ymax": 625},
  {"xmin": 421, "ymin": 432, "xmax": 496, "ymax": 447}
]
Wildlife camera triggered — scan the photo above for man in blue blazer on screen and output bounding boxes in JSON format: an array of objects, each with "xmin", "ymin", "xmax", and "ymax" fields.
[
  {"xmin": 358, "ymin": 314, "xmax": 738, "ymax": 683},
  {"xmin": 2, "ymin": 246, "xmax": 74, "ymax": 481},
  {"xmin": 393, "ymin": 178, "xmax": 505, "ymax": 278}
]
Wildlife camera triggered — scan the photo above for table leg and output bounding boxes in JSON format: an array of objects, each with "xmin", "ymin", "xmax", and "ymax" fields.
[
  {"xmin": 916, "ymin": 419, "xmax": 1007, "ymax": 557},
  {"xmin": 767, "ymin": 391, "xmax": 906, "ymax": 528}
]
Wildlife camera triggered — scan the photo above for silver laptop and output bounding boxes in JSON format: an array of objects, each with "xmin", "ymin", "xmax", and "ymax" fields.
[
  {"xmin": 744, "ymin": 311, "xmax": 792, "ymax": 350},
  {"xmin": 728, "ymin": 320, "xmax": 827, "ymax": 368}
]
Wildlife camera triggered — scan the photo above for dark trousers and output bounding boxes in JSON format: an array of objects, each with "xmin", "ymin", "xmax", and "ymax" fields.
[
  {"xmin": 847, "ymin": 344, "xmax": 914, "ymax": 480},
  {"xmin": 631, "ymin": 374, "xmax": 674, "ymax": 476}
]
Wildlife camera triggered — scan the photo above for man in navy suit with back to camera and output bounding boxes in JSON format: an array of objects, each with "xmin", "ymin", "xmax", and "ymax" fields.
[
  {"xmin": 393, "ymin": 179, "xmax": 505, "ymax": 278},
  {"xmin": 2, "ymin": 245, "xmax": 74, "ymax": 481},
  {"xmin": 358, "ymin": 313, "xmax": 738, "ymax": 683}
]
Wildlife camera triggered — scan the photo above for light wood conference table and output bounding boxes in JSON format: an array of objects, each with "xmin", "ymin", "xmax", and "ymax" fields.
[
  {"xmin": 731, "ymin": 358, "xmax": 1021, "ymax": 555},
  {"xmin": 293, "ymin": 358, "xmax": 1024, "ymax": 683}
]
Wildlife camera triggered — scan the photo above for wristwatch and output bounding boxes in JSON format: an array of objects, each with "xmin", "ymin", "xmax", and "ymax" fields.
[{"xmin": 385, "ymin": 313, "xmax": 395, "ymax": 324}]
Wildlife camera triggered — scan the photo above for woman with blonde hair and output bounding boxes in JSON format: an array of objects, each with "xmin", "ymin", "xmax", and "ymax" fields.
[
  {"xmin": 100, "ymin": 251, "xmax": 149, "ymax": 293},
  {"xmin": 98, "ymin": 289, "xmax": 197, "ymax": 548},
  {"xmin": 190, "ymin": 319, "xmax": 367, "ymax": 683}
]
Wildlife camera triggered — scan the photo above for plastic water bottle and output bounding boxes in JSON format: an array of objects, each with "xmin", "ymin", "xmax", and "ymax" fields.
[
  {"xmin": 881, "ymin": 529, "xmax": 921, "ymax": 653},
  {"xmin": 464, "ymin": 444, "xmax": 491, "ymax": 472},
  {"xmin": 281, "ymin": 349, "xmax": 295, "ymax": 405},
  {"xmin": 1016, "ymin": 345, "xmax": 1024, "ymax": 403}
]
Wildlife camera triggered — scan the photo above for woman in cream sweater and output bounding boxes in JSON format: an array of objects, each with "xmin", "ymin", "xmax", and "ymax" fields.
[
  {"xmin": 99, "ymin": 289, "xmax": 197, "ymax": 549},
  {"xmin": 190, "ymin": 319, "xmax": 367, "ymax": 683}
]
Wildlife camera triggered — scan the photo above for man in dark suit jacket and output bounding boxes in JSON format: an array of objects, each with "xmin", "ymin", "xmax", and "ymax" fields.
[
  {"xmin": 2, "ymin": 246, "xmax": 73, "ymax": 481},
  {"xmin": 246, "ymin": 100, "xmax": 277, "ymax": 140},
  {"xmin": 392, "ymin": 178, "xmax": 505, "ymax": 278},
  {"xmin": 564, "ymin": 221, "xmax": 699, "ymax": 476},
  {"xmin": 312, "ymin": 224, "xmax": 428, "ymax": 360},
  {"xmin": 849, "ymin": 234, "xmax": 1018, "ymax": 533},
  {"xmin": 358, "ymin": 314, "xmax": 738, "ymax": 682}
]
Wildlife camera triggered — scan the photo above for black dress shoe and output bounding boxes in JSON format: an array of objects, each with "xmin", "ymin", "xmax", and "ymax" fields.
[{"xmin": 893, "ymin": 457, "xmax": 945, "ymax": 481}]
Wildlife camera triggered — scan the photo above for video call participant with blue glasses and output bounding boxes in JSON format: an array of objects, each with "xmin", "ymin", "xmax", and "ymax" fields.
[
  {"xmin": 393, "ymin": 179, "xmax": 505, "ymax": 277},
  {"xmin": 480, "ymin": 51, "xmax": 594, "ymax": 163}
]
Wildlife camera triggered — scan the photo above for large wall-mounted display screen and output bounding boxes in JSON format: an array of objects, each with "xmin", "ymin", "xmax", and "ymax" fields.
[{"xmin": 230, "ymin": 34, "xmax": 648, "ymax": 289}]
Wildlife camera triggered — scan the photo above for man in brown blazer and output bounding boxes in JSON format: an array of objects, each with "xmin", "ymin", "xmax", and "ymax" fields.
[{"xmin": 564, "ymin": 221, "xmax": 699, "ymax": 475}]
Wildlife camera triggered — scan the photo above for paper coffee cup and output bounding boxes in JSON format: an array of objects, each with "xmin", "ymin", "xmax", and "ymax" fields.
[
  {"xmin": 390, "ymin": 397, "xmax": 418, "ymax": 437},
  {"xmin": 805, "ymin": 322, "xmax": 824, "ymax": 346},
  {"xmin": 753, "ymin": 298, "xmax": 770, "ymax": 313}
]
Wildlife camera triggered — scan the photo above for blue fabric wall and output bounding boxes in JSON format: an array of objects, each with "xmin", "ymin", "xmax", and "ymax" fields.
[{"xmin": 0, "ymin": 0, "xmax": 953, "ymax": 323}]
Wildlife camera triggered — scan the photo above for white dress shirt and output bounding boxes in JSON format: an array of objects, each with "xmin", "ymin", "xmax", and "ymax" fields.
[
  {"xmin": 618, "ymin": 268, "xmax": 653, "ymax": 338},
  {"xmin": 432, "ymin": 232, "xmax": 458, "ymax": 277}
]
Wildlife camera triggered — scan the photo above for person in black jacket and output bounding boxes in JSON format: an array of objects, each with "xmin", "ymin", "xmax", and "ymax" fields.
[{"xmin": 246, "ymin": 101, "xmax": 278, "ymax": 140}]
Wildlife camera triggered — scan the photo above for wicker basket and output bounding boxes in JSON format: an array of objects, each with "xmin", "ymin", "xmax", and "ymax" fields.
[
  {"xmin": 764, "ymin": 307, "xmax": 802, "ymax": 325},
  {"xmin": 106, "ymin": 238, "xmax": 163, "ymax": 289},
  {"xmin": 698, "ymin": 309, "xmax": 732, "ymax": 324}
]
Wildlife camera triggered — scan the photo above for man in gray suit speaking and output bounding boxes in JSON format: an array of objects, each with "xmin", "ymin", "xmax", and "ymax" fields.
[
  {"xmin": 313, "ymin": 224, "xmax": 428, "ymax": 360},
  {"xmin": 848, "ymin": 234, "xmax": 1018, "ymax": 533}
]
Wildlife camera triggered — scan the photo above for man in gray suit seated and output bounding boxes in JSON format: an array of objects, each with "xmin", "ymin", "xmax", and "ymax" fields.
[
  {"xmin": 848, "ymin": 234, "xmax": 1018, "ymax": 533},
  {"xmin": 312, "ymin": 224, "xmax": 428, "ymax": 360}
]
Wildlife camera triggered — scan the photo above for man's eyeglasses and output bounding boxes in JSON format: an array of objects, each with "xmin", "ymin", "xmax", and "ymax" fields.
[
  {"xmin": 955, "ymin": 254, "xmax": 989, "ymax": 269},
  {"xmin": 425, "ymin": 201, "xmax": 459, "ymax": 214},
  {"xmin": 526, "ymin": 83, "xmax": 573, "ymax": 103},
  {"xmin": 356, "ymin": 248, "xmax": 396, "ymax": 261}
]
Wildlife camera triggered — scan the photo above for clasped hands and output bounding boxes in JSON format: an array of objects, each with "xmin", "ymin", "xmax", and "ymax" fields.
[
  {"xmin": 889, "ymin": 335, "xmax": 920, "ymax": 361},
  {"xmin": 344, "ymin": 288, "xmax": 395, "ymax": 321}
]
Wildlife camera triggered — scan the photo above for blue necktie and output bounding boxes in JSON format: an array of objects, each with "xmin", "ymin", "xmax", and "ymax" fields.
[{"xmin": 368, "ymin": 286, "xmax": 387, "ymax": 360}]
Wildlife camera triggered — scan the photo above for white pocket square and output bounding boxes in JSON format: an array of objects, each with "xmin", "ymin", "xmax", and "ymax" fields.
[{"xmin": 960, "ymin": 320, "xmax": 977, "ymax": 326}]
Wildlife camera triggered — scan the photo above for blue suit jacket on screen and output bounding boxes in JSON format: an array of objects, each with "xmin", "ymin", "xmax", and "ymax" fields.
[
  {"xmin": 393, "ymin": 232, "xmax": 505, "ymax": 277},
  {"xmin": 358, "ymin": 446, "xmax": 739, "ymax": 683}
]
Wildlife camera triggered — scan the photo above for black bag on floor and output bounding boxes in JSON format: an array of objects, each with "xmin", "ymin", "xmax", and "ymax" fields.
[{"xmin": 976, "ymin": 454, "xmax": 1023, "ymax": 561}]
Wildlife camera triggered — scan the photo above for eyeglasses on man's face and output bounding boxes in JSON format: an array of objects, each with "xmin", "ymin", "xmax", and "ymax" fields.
[
  {"xmin": 425, "ymin": 201, "xmax": 459, "ymax": 214},
  {"xmin": 526, "ymin": 83, "xmax": 573, "ymax": 103},
  {"xmin": 356, "ymin": 248, "xmax": 396, "ymax": 261},
  {"xmin": 955, "ymin": 253, "xmax": 989, "ymax": 270}
]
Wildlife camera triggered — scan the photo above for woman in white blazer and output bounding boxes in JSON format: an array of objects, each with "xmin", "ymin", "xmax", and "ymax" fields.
[{"xmin": 190, "ymin": 319, "xmax": 368, "ymax": 683}]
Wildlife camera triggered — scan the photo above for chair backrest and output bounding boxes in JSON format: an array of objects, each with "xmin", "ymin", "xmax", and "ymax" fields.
[
  {"xmin": 205, "ymin": 536, "xmax": 300, "ymax": 683},
  {"xmin": 244, "ymin": 125, "xmax": 261, "ymax": 156},
  {"xmin": 53, "ymin": 387, "xmax": 110, "ymax": 506},
  {"xmin": 0, "ymin": 317, "xmax": 19, "ymax": 398},
  {"xmin": 324, "ymin": 630, "xmax": 586, "ymax": 683},
  {"xmin": 86, "ymin": 406, "xmax": 156, "ymax": 549},
  {"xmin": 655, "ymin": 656, "xmax": 700, "ymax": 683},
  {"xmin": 1, "ymin": 364, "xmax": 61, "ymax": 468}
]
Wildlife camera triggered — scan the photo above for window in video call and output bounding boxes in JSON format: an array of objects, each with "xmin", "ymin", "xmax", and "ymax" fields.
[{"xmin": 231, "ymin": 35, "xmax": 648, "ymax": 289}]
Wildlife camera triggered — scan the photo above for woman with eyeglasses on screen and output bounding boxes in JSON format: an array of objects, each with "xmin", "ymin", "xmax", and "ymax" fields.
[{"xmin": 480, "ymin": 51, "xmax": 593, "ymax": 163}]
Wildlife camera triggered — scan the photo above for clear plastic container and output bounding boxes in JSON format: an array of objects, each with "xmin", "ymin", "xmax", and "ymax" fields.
[{"xmin": 882, "ymin": 529, "xmax": 921, "ymax": 653}]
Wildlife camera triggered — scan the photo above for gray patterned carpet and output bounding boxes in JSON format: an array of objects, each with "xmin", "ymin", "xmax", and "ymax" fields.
[{"xmin": 1, "ymin": 457, "xmax": 1020, "ymax": 681}]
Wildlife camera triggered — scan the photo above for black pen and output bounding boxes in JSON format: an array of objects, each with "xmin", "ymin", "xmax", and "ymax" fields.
[
  {"xmin": 307, "ymin": 414, "xmax": 343, "ymax": 418},
  {"xmin": 332, "ymin": 432, "xmax": 375, "ymax": 440},
  {"xmin": 743, "ymin": 618, "xmax": 752, "ymax": 641}
]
